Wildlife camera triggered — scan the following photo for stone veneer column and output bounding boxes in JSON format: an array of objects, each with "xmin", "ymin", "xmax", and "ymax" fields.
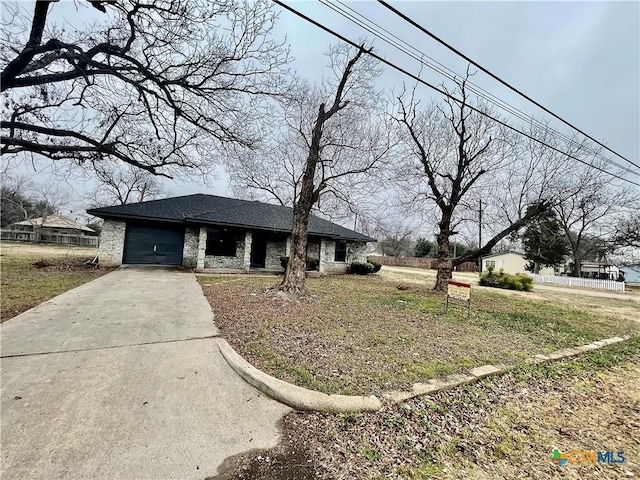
[
  {"xmin": 196, "ymin": 227, "xmax": 207, "ymax": 269},
  {"xmin": 285, "ymin": 236, "xmax": 291, "ymax": 256},
  {"xmin": 243, "ymin": 231, "xmax": 253, "ymax": 272},
  {"xmin": 319, "ymin": 238, "xmax": 327, "ymax": 273}
]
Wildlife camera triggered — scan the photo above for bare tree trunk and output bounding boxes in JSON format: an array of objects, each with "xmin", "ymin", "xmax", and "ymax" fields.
[
  {"xmin": 435, "ymin": 227, "xmax": 453, "ymax": 291},
  {"xmin": 278, "ymin": 46, "xmax": 368, "ymax": 296},
  {"xmin": 282, "ymin": 204, "xmax": 311, "ymax": 294},
  {"xmin": 279, "ymin": 102, "xmax": 324, "ymax": 294},
  {"xmin": 573, "ymin": 255, "xmax": 582, "ymax": 277}
]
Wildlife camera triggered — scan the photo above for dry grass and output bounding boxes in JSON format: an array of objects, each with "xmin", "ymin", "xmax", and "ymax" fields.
[
  {"xmin": 1, "ymin": 242, "xmax": 109, "ymax": 322},
  {"xmin": 200, "ymin": 274, "xmax": 640, "ymax": 395},
  {"xmin": 216, "ymin": 337, "xmax": 640, "ymax": 480}
]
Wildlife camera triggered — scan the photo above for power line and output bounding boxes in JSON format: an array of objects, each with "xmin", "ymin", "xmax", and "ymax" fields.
[
  {"xmin": 323, "ymin": 0, "xmax": 636, "ymax": 177},
  {"xmin": 271, "ymin": 0, "xmax": 640, "ymax": 188},
  {"xmin": 377, "ymin": 0, "xmax": 640, "ymax": 170}
]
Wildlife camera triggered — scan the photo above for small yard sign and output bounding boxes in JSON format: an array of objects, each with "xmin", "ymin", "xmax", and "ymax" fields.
[{"xmin": 446, "ymin": 280, "xmax": 471, "ymax": 317}]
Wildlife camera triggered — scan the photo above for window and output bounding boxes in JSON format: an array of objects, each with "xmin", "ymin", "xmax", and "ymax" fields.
[
  {"xmin": 334, "ymin": 240, "xmax": 347, "ymax": 262},
  {"xmin": 206, "ymin": 228, "xmax": 237, "ymax": 257},
  {"xmin": 486, "ymin": 260, "xmax": 496, "ymax": 268}
]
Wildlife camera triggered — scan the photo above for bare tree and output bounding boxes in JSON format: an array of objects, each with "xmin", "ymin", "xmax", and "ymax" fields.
[
  {"xmin": 553, "ymin": 164, "xmax": 639, "ymax": 276},
  {"xmin": 0, "ymin": 175, "xmax": 68, "ymax": 239},
  {"xmin": 89, "ymin": 163, "xmax": 166, "ymax": 206},
  {"xmin": 394, "ymin": 74, "xmax": 549, "ymax": 291},
  {"xmin": 227, "ymin": 44, "xmax": 393, "ymax": 295},
  {"xmin": 1, "ymin": 0, "xmax": 289, "ymax": 177},
  {"xmin": 376, "ymin": 223, "xmax": 414, "ymax": 257},
  {"xmin": 33, "ymin": 181, "xmax": 70, "ymax": 220},
  {"xmin": 1, "ymin": 175, "xmax": 35, "ymax": 226},
  {"xmin": 613, "ymin": 212, "xmax": 640, "ymax": 249}
]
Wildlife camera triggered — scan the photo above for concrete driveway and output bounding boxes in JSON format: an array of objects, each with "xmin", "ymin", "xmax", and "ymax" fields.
[{"xmin": 1, "ymin": 267, "xmax": 290, "ymax": 479}]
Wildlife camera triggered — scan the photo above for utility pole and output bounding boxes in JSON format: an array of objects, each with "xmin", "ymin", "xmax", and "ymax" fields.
[{"xmin": 478, "ymin": 198, "xmax": 483, "ymax": 272}]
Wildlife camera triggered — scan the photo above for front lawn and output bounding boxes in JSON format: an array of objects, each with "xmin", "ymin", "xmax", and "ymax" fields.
[
  {"xmin": 199, "ymin": 274, "xmax": 640, "ymax": 395},
  {"xmin": 0, "ymin": 243, "xmax": 110, "ymax": 322},
  {"xmin": 217, "ymin": 336, "xmax": 640, "ymax": 480}
]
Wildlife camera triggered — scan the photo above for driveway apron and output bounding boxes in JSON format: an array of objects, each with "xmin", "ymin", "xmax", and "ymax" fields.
[{"xmin": 1, "ymin": 267, "xmax": 290, "ymax": 479}]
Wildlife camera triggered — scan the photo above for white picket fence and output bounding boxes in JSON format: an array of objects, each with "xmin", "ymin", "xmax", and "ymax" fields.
[{"xmin": 531, "ymin": 274, "xmax": 626, "ymax": 292}]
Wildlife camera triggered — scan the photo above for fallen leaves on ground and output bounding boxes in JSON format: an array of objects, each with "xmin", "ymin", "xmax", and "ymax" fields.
[
  {"xmin": 216, "ymin": 339, "xmax": 640, "ymax": 479},
  {"xmin": 201, "ymin": 274, "xmax": 639, "ymax": 395}
]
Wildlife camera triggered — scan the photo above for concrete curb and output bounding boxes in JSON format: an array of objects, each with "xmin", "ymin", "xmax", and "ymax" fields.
[
  {"xmin": 382, "ymin": 334, "xmax": 633, "ymax": 405},
  {"xmin": 216, "ymin": 338, "xmax": 382, "ymax": 413},
  {"xmin": 217, "ymin": 334, "xmax": 633, "ymax": 413}
]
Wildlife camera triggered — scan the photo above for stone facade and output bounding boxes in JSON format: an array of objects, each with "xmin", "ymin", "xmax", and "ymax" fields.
[
  {"xmin": 242, "ymin": 231, "xmax": 252, "ymax": 271},
  {"xmin": 265, "ymin": 238, "xmax": 287, "ymax": 270},
  {"xmin": 321, "ymin": 240, "xmax": 368, "ymax": 274},
  {"xmin": 306, "ymin": 241, "xmax": 321, "ymax": 260},
  {"xmin": 203, "ymin": 234, "xmax": 246, "ymax": 270},
  {"xmin": 98, "ymin": 219, "xmax": 126, "ymax": 266},
  {"xmin": 98, "ymin": 220, "xmax": 369, "ymax": 274},
  {"xmin": 347, "ymin": 241, "xmax": 368, "ymax": 263},
  {"xmin": 182, "ymin": 227, "xmax": 199, "ymax": 268}
]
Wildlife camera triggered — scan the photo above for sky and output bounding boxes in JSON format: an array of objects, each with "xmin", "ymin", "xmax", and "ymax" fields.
[{"xmin": 3, "ymin": 0, "xmax": 639, "ymax": 223}]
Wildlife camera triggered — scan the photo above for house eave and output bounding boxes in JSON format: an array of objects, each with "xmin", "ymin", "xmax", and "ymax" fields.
[
  {"xmin": 88, "ymin": 211, "xmax": 374, "ymax": 242},
  {"xmin": 481, "ymin": 251, "xmax": 525, "ymax": 260},
  {"xmin": 86, "ymin": 211, "xmax": 184, "ymax": 224},
  {"xmin": 186, "ymin": 217, "xmax": 374, "ymax": 242}
]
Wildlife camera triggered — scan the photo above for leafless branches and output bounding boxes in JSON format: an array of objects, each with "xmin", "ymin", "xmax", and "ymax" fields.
[
  {"xmin": 393, "ymin": 71, "xmax": 552, "ymax": 290},
  {"xmin": 226, "ymin": 43, "xmax": 394, "ymax": 223},
  {"xmin": 1, "ymin": 0, "xmax": 290, "ymax": 177},
  {"xmin": 88, "ymin": 162, "xmax": 166, "ymax": 206}
]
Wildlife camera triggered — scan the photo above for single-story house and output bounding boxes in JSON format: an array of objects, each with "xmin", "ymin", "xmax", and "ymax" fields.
[
  {"xmin": 570, "ymin": 262, "xmax": 623, "ymax": 281},
  {"xmin": 86, "ymin": 194, "xmax": 374, "ymax": 273},
  {"xmin": 0, "ymin": 215, "xmax": 98, "ymax": 246},
  {"xmin": 481, "ymin": 251, "xmax": 554, "ymax": 276}
]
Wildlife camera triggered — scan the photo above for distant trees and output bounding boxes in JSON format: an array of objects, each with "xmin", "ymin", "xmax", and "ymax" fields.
[
  {"xmin": 414, "ymin": 237, "xmax": 434, "ymax": 257},
  {"xmin": 552, "ymin": 160, "xmax": 639, "ymax": 277},
  {"xmin": 521, "ymin": 209, "xmax": 568, "ymax": 273},
  {"xmin": 450, "ymin": 242, "xmax": 474, "ymax": 259},
  {"xmin": 613, "ymin": 213, "xmax": 640, "ymax": 249},
  {"xmin": 89, "ymin": 163, "xmax": 166, "ymax": 206},
  {"xmin": 377, "ymin": 226, "xmax": 414, "ymax": 257},
  {"xmin": 0, "ymin": 177, "xmax": 62, "ymax": 227},
  {"xmin": 1, "ymin": 0, "xmax": 289, "ymax": 177}
]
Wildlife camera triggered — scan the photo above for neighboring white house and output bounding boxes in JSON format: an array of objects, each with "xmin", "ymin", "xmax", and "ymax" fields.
[
  {"xmin": 481, "ymin": 251, "xmax": 554, "ymax": 275},
  {"xmin": 575, "ymin": 262, "xmax": 622, "ymax": 281}
]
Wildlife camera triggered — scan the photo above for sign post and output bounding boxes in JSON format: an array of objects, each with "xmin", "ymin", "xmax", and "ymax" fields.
[{"xmin": 446, "ymin": 280, "xmax": 471, "ymax": 317}]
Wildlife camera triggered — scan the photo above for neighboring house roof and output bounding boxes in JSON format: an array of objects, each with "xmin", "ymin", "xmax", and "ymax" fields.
[
  {"xmin": 87, "ymin": 194, "xmax": 375, "ymax": 242},
  {"xmin": 481, "ymin": 251, "xmax": 525, "ymax": 260},
  {"xmin": 10, "ymin": 215, "xmax": 95, "ymax": 233},
  {"xmin": 581, "ymin": 262, "xmax": 618, "ymax": 268}
]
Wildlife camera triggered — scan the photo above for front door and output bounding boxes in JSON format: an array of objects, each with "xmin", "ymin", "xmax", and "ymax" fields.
[{"xmin": 250, "ymin": 233, "xmax": 267, "ymax": 268}]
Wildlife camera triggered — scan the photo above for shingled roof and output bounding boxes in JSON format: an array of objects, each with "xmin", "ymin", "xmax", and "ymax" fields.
[
  {"xmin": 87, "ymin": 194, "xmax": 375, "ymax": 242},
  {"xmin": 11, "ymin": 215, "xmax": 96, "ymax": 233}
]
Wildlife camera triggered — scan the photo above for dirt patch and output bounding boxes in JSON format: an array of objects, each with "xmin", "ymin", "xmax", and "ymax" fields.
[{"xmin": 213, "ymin": 444, "xmax": 324, "ymax": 480}]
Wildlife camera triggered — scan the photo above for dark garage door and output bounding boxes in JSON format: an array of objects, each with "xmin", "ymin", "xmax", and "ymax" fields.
[{"xmin": 123, "ymin": 222, "xmax": 184, "ymax": 265}]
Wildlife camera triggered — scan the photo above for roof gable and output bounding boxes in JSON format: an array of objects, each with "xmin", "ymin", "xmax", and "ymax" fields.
[
  {"xmin": 87, "ymin": 194, "xmax": 374, "ymax": 242},
  {"xmin": 481, "ymin": 251, "xmax": 525, "ymax": 260}
]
